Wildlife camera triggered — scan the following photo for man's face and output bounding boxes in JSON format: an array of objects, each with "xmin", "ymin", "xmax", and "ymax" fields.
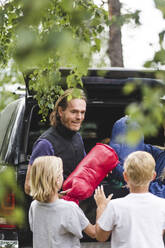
[{"xmin": 58, "ymin": 98, "xmax": 86, "ymax": 132}]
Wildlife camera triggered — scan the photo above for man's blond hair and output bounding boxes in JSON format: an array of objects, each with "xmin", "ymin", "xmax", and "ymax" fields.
[
  {"xmin": 124, "ymin": 151, "xmax": 155, "ymax": 187},
  {"xmin": 30, "ymin": 156, "xmax": 63, "ymax": 202}
]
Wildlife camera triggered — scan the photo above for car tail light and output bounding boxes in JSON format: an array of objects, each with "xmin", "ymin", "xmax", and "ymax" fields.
[
  {"xmin": 0, "ymin": 193, "xmax": 16, "ymax": 229},
  {"xmin": 0, "ymin": 217, "xmax": 16, "ymax": 229},
  {"xmin": 0, "ymin": 224, "xmax": 16, "ymax": 228},
  {"xmin": 1, "ymin": 193, "xmax": 15, "ymax": 211}
]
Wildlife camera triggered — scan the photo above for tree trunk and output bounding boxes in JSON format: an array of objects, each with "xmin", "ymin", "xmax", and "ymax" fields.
[{"xmin": 108, "ymin": 0, "xmax": 124, "ymax": 67}]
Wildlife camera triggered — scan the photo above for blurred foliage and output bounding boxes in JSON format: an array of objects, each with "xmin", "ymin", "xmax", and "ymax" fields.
[
  {"xmin": 124, "ymin": 79, "xmax": 165, "ymax": 141},
  {"xmin": 154, "ymin": 0, "xmax": 165, "ymax": 18},
  {"xmin": 122, "ymin": 0, "xmax": 165, "ymax": 142},
  {"xmin": 0, "ymin": 60, "xmax": 24, "ymax": 111},
  {"xmin": 110, "ymin": 9, "xmax": 141, "ymax": 27},
  {"xmin": 0, "ymin": 0, "xmax": 109, "ymax": 116},
  {"xmin": 0, "ymin": 90, "xmax": 17, "ymax": 110},
  {"xmin": 143, "ymin": 0, "xmax": 165, "ymax": 71},
  {"xmin": 0, "ymin": 0, "xmax": 141, "ymax": 116},
  {"xmin": 0, "ymin": 165, "xmax": 24, "ymax": 226},
  {"xmin": 0, "ymin": 2, "xmax": 164, "ymax": 139}
]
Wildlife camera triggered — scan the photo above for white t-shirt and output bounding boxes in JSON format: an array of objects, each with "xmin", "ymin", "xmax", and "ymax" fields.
[
  {"xmin": 98, "ymin": 192, "xmax": 165, "ymax": 248},
  {"xmin": 29, "ymin": 199, "xmax": 89, "ymax": 248}
]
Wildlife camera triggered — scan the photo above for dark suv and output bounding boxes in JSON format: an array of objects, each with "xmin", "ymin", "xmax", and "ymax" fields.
[{"xmin": 0, "ymin": 68, "xmax": 164, "ymax": 248}]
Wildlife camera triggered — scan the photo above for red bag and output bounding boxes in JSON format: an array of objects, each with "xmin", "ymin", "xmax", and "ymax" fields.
[{"xmin": 62, "ymin": 143, "xmax": 118, "ymax": 204}]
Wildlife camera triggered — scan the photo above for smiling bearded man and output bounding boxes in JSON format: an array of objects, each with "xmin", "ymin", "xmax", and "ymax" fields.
[{"xmin": 25, "ymin": 88, "xmax": 87, "ymax": 195}]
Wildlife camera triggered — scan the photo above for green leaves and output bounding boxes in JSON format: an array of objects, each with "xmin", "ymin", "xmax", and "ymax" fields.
[
  {"xmin": 144, "ymin": 1, "xmax": 165, "ymax": 69},
  {"xmin": 125, "ymin": 80, "xmax": 165, "ymax": 138},
  {"xmin": 139, "ymin": 1, "xmax": 165, "ymax": 141},
  {"xmin": 0, "ymin": 0, "xmax": 108, "ymax": 118},
  {"xmin": 28, "ymin": 65, "xmax": 62, "ymax": 121},
  {"xmin": 1, "ymin": 0, "xmax": 165, "ymax": 135},
  {"xmin": 0, "ymin": 166, "xmax": 24, "ymax": 226},
  {"xmin": 0, "ymin": 0, "xmax": 107, "ymax": 120},
  {"xmin": 154, "ymin": 0, "xmax": 165, "ymax": 18},
  {"xmin": 0, "ymin": 60, "xmax": 24, "ymax": 111},
  {"xmin": 0, "ymin": 1, "xmax": 22, "ymax": 65}
]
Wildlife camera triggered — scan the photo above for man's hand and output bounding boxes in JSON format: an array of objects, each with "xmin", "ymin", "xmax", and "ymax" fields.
[{"xmin": 94, "ymin": 185, "xmax": 113, "ymax": 209}]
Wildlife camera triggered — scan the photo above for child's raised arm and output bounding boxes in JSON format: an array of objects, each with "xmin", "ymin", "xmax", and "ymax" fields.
[{"xmin": 94, "ymin": 186, "xmax": 113, "ymax": 242}]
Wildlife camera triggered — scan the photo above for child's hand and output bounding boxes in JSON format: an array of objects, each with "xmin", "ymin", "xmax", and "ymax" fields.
[
  {"xmin": 106, "ymin": 170, "xmax": 112, "ymax": 178},
  {"xmin": 58, "ymin": 189, "xmax": 71, "ymax": 198},
  {"xmin": 94, "ymin": 185, "xmax": 113, "ymax": 208}
]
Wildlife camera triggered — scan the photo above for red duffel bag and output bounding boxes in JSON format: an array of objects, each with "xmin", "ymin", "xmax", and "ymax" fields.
[{"xmin": 62, "ymin": 143, "xmax": 118, "ymax": 204}]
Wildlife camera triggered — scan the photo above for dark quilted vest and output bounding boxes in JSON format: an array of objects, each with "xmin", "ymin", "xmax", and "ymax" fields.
[{"xmin": 39, "ymin": 125, "xmax": 85, "ymax": 179}]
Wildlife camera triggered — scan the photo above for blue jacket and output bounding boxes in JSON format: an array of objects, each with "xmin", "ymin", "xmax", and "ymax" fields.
[{"xmin": 109, "ymin": 116, "xmax": 165, "ymax": 198}]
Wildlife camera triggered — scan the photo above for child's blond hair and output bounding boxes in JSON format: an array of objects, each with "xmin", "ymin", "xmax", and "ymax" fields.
[
  {"xmin": 124, "ymin": 151, "xmax": 155, "ymax": 187},
  {"xmin": 30, "ymin": 156, "xmax": 63, "ymax": 202}
]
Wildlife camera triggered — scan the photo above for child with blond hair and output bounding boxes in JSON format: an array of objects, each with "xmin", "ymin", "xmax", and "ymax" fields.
[
  {"xmin": 29, "ymin": 156, "xmax": 95, "ymax": 248},
  {"xmin": 94, "ymin": 151, "xmax": 165, "ymax": 248}
]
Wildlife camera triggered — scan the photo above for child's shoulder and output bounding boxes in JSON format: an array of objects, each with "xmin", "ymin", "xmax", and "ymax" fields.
[
  {"xmin": 151, "ymin": 193, "xmax": 165, "ymax": 203},
  {"xmin": 58, "ymin": 199, "xmax": 79, "ymax": 209},
  {"xmin": 55, "ymin": 199, "xmax": 81, "ymax": 215},
  {"xmin": 30, "ymin": 199, "xmax": 37, "ymax": 206},
  {"xmin": 30, "ymin": 199, "xmax": 80, "ymax": 212},
  {"xmin": 30, "ymin": 199, "xmax": 39, "ymax": 210}
]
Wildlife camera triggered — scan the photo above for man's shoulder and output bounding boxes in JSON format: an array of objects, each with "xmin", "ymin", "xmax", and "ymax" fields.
[
  {"xmin": 35, "ymin": 138, "xmax": 53, "ymax": 146},
  {"xmin": 39, "ymin": 126, "xmax": 57, "ymax": 137},
  {"xmin": 29, "ymin": 138, "xmax": 54, "ymax": 165},
  {"xmin": 74, "ymin": 132, "xmax": 84, "ymax": 142},
  {"xmin": 32, "ymin": 138, "xmax": 54, "ymax": 153},
  {"xmin": 76, "ymin": 132, "xmax": 81, "ymax": 137}
]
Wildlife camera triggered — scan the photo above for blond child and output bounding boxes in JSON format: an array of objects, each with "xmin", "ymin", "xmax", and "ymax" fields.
[
  {"xmin": 29, "ymin": 156, "xmax": 95, "ymax": 248},
  {"xmin": 94, "ymin": 151, "xmax": 165, "ymax": 248}
]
